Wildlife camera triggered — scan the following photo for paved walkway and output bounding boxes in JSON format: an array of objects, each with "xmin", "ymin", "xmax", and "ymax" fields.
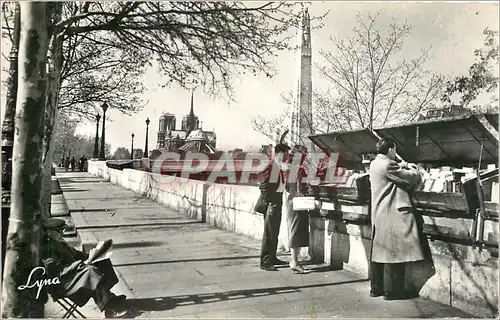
[{"xmin": 47, "ymin": 171, "xmax": 473, "ymax": 318}]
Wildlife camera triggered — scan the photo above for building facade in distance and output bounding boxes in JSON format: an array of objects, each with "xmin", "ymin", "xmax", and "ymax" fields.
[{"xmin": 156, "ymin": 92, "xmax": 216, "ymax": 153}]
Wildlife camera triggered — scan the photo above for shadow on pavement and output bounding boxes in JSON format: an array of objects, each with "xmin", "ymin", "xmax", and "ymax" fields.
[
  {"xmin": 57, "ymin": 177, "xmax": 104, "ymax": 184},
  {"xmin": 60, "ymin": 188, "xmax": 88, "ymax": 192},
  {"xmin": 70, "ymin": 208, "xmax": 117, "ymax": 213},
  {"xmin": 113, "ymin": 255, "xmax": 261, "ymax": 267},
  {"xmin": 83, "ymin": 241, "xmax": 166, "ymax": 252},
  {"xmin": 126, "ymin": 279, "xmax": 367, "ymax": 314},
  {"xmin": 77, "ymin": 221, "xmax": 204, "ymax": 230},
  {"xmin": 125, "ymin": 217, "xmax": 195, "ymax": 221}
]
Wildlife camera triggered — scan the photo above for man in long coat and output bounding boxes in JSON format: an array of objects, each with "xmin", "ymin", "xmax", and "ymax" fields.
[
  {"xmin": 255, "ymin": 140, "xmax": 290, "ymax": 271},
  {"xmin": 42, "ymin": 218, "xmax": 129, "ymax": 318},
  {"xmin": 369, "ymin": 138, "xmax": 424, "ymax": 300}
]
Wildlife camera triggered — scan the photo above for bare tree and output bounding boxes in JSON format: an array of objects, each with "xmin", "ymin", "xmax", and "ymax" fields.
[
  {"xmin": 317, "ymin": 12, "xmax": 445, "ymax": 130},
  {"xmin": 253, "ymin": 12, "xmax": 445, "ymax": 149},
  {"xmin": 2, "ymin": 2, "xmax": 49, "ymax": 317}
]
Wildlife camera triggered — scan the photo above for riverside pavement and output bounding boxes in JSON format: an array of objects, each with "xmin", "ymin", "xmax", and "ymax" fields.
[{"xmin": 46, "ymin": 171, "xmax": 473, "ymax": 318}]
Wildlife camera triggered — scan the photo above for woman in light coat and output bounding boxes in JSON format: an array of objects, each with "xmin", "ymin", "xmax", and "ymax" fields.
[
  {"xmin": 369, "ymin": 138, "xmax": 425, "ymax": 300},
  {"xmin": 285, "ymin": 145, "xmax": 311, "ymax": 274}
]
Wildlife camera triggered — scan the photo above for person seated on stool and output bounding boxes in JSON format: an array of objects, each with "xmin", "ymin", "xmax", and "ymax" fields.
[{"xmin": 42, "ymin": 218, "xmax": 129, "ymax": 318}]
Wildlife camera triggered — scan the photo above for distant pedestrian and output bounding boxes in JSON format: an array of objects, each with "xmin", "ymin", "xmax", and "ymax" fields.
[
  {"xmin": 79, "ymin": 156, "xmax": 84, "ymax": 172},
  {"xmin": 70, "ymin": 156, "xmax": 76, "ymax": 172},
  {"xmin": 369, "ymin": 138, "xmax": 425, "ymax": 301},
  {"xmin": 82, "ymin": 156, "xmax": 88, "ymax": 172},
  {"xmin": 65, "ymin": 156, "xmax": 70, "ymax": 172}
]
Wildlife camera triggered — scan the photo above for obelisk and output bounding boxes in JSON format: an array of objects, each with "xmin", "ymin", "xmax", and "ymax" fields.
[{"xmin": 289, "ymin": 7, "xmax": 314, "ymax": 150}]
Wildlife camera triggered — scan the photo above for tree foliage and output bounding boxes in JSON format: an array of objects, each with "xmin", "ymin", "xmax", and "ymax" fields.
[
  {"xmin": 133, "ymin": 148, "xmax": 144, "ymax": 159},
  {"xmin": 1, "ymin": 1, "xmax": 315, "ymax": 116},
  {"xmin": 54, "ymin": 2, "xmax": 311, "ymax": 99},
  {"xmin": 112, "ymin": 147, "xmax": 131, "ymax": 160},
  {"xmin": 441, "ymin": 28, "xmax": 499, "ymax": 107},
  {"xmin": 56, "ymin": 31, "xmax": 147, "ymax": 120},
  {"xmin": 2, "ymin": 3, "xmax": 147, "ymax": 121},
  {"xmin": 52, "ymin": 111, "xmax": 111, "ymax": 163}
]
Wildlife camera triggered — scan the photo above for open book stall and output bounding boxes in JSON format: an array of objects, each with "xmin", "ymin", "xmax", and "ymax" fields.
[
  {"xmin": 308, "ymin": 128, "xmax": 378, "ymax": 225},
  {"xmin": 306, "ymin": 112, "xmax": 499, "ymax": 256}
]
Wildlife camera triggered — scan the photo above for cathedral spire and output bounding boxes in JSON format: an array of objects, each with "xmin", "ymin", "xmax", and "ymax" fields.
[
  {"xmin": 288, "ymin": 6, "xmax": 313, "ymax": 150},
  {"xmin": 189, "ymin": 90, "xmax": 195, "ymax": 116}
]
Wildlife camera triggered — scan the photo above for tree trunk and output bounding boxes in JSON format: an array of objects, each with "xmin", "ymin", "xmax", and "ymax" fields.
[
  {"xmin": 41, "ymin": 15, "xmax": 63, "ymax": 219},
  {"xmin": 1, "ymin": 3, "xmax": 49, "ymax": 317},
  {"xmin": 41, "ymin": 86, "xmax": 59, "ymax": 219}
]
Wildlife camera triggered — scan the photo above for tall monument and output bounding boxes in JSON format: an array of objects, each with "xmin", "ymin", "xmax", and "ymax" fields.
[{"xmin": 289, "ymin": 7, "xmax": 314, "ymax": 150}]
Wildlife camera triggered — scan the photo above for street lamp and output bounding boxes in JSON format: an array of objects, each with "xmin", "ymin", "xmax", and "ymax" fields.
[
  {"xmin": 93, "ymin": 113, "xmax": 101, "ymax": 158},
  {"xmin": 144, "ymin": 117, "xmax": 150, "ymax": 158},
  {"xmin": 98, "ymin": 102, "xmax": 108, "ymax": 160},
  {"xmin": 131, "ymin": 133, "xmax": 135, "ymax": 160}
]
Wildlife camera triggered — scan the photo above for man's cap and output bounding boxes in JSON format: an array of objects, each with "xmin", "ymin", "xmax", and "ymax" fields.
[{"xmin": 43, "ymin": 218, "xmax": 67, "ymax": 229}]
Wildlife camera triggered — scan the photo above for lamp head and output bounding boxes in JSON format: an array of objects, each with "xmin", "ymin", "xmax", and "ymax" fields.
[
  {"xmin": 131, "ymin": 133, "xmax": 135, "ymax": 138},
  {"xmin": 96, "ymin": 113, "xmax": 101, "ymax": 121},
  {"xmin": 102, "ymin": 102, "xmax": 108, "ymax": 112},
  {"xmin": 146, "ymin": 117, "xmax": 150, "ymax": 125}
]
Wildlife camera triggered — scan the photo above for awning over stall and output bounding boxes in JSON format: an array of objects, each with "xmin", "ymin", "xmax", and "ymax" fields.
[
  {"xmin": 373, "ymin": 114, "xmax": 499, "ymax": 166},
  {"xmin": 308, "ymin": 128, "xmax": 379, "ymax": 168}
]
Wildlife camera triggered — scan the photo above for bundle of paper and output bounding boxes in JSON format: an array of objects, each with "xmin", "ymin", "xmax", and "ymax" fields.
[{"xmin": 84, "ymin": 239, "xmax": 113, "ymax": 264}]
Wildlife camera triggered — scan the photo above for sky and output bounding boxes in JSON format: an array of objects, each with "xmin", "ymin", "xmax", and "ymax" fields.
[{"xmin": 1, "ymin": 2, "xmax": 499, "ymax": 153}]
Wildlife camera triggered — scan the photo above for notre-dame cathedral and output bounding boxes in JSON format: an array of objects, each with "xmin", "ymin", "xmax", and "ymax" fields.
[{"xmin": 156, "ymin": 92, "xmax": 217, "ymax": 153}]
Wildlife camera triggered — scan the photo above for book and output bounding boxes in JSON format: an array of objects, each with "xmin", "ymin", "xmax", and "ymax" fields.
[{"xmin": 84, "ymin": 239, "xmax": 113, "ymax": 264}]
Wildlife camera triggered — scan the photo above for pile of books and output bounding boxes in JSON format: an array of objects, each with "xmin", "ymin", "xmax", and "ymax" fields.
[
  {"xmin": 418, "ymin": 167, "xmax": 474, "ymax": 193},
  {"xmin": 418, "ymin": 165, "xmax": 498, "ymax": 195}
]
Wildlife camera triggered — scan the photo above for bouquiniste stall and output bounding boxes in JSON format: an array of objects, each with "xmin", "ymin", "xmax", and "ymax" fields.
[{"xmin": 304, "ymin": 112, "xmax": 498, "ymax": 316}]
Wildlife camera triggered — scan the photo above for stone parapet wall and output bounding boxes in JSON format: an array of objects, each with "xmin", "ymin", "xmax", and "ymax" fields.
[
  {"xmin": 87, "ymin": 160, "xmax": 498, "ymax": 317},
  {"xmin": 88, "ymin": 160, "xmax": 291, "ymax": 250}
]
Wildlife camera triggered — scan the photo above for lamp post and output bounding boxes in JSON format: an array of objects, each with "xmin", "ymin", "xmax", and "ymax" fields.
[
  {"xmin": 131, "ymin": 133, "xmax": 135, "ymax": 160},
  {"xmin": 93, "ymin": 113, "xmax": 101, "ymax": 158},
  {"xmin": 144, "ymin": 117, "xmax": 150, "ymax": 158},
  {"xmin": 98, "ymin": 102, "xmax": 108, "ymax": 160}
]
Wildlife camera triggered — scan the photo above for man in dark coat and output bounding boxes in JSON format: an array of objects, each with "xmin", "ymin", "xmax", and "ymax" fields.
[
  {"xmin": 255, "ymin": 135, "xmax": 290, "ymax": 271},
  {"xmin": 42, "ymin": 218, "xmax": 129, "ymax": 318},
  {"xmin": 369, "ymin": 138, "xmax": 424, "ymax": 300}
]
